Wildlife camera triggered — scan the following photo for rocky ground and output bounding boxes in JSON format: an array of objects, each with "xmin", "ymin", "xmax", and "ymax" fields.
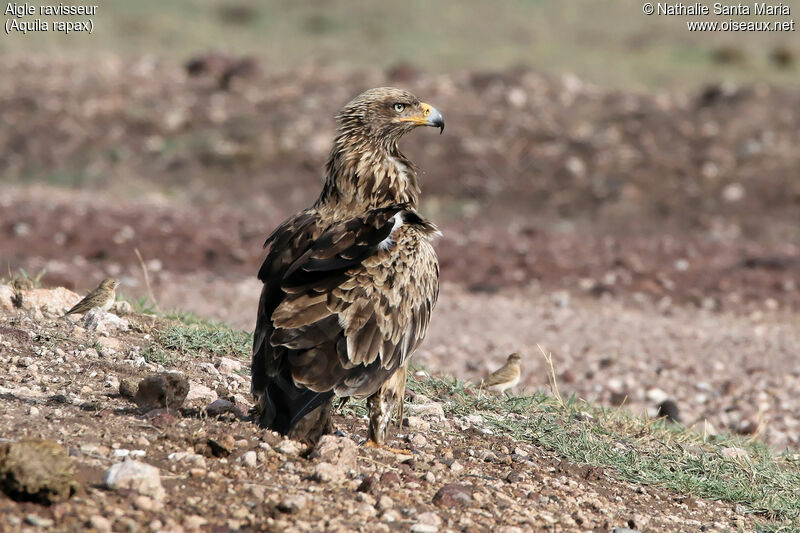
[
  {"xmin": 2, "ymin": 57, "xmax": 799, "ymax": 531},
  {"xmin": 0, "ymin": 286, "xmax": 765, "ymax": 532}
]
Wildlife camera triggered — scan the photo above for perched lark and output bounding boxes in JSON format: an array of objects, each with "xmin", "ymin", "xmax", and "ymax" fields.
[
  {"xmin": 483, "ymin": 353, "xmax": 522, "ymax": 394},
  {"xmin": 63, "ymin": 278, "xmax": 119, "ymax": 316},
  {"xmin": 252, "ymin": 87, "xmax": 444, "ymax": 446}
]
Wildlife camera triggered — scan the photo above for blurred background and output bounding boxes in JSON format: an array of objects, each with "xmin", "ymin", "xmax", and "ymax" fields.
[{"xmin": 2, "ymin": 1, "xmax": 800, "ymax": 444}]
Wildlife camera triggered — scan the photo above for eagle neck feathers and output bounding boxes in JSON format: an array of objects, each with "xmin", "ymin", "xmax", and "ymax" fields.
[{"xmin": 316, "ymin": 131, "xmax": 420, "ymax": 216}]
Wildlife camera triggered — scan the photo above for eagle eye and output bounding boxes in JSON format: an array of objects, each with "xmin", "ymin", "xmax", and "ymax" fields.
[{"xmin": 393, "ymin": 103, "xmax": 405, "ymax": 113}]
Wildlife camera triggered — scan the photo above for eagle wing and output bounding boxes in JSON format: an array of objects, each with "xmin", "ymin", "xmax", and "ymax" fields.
[{"xmin": 252, "ymin": 204, "xmax": 439, "ymax": 408}]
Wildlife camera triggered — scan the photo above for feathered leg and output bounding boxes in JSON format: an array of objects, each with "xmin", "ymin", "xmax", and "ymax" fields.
[
  {"xmin": 287, "ymin": 396, "xmax": 334, "ymax": 445},
  {"xmin": 365, "ymin": 365, "xmax": 410, "ymax": 454}
]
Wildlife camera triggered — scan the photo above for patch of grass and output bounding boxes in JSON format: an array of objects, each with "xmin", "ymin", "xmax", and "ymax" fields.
[
  {"xmin": 407, "ymin": 370, "xmax": 800, "ymax": 531},
  {"xmin": 151, "ymin": 321, "xmax": 252, "ymax": 361},
  {"xmin": 141, "ymin": 344, "xmax": 175, "ymax": 365}
]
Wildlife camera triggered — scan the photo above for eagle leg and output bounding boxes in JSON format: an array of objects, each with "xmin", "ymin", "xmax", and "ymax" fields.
[
  {"xmin": 287, "ymin": 396, "xmax": 334, "ymax": 445},
  {"xmin": 365, "ymin": 366, "xmax": 411, "ymax": 454}
]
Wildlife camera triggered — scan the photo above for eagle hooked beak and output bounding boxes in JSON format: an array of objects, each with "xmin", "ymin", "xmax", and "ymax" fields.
[{"xmin": 420, "ymin": 102, "xmax": 445, "ymax": 134}]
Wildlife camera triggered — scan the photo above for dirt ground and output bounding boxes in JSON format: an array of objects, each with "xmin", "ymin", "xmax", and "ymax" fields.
[
  {"xmin": 0, "ymin": 300, "xmax": 760, "ymax": 532},
  {"xmin": 2, "ymin": 58, "xmax": 799, "ymax": 530}
]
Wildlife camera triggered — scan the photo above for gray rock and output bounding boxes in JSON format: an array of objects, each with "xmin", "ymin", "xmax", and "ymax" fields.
[
  {"xmin": 240, "ymin": 451, "xmax": 258, "ymax": 468},
  {"xmin": 312, "ymin": 462, "xmax": 344, "ymax": 483},
  {"xmin": 206, "ymin": 398, "xmax": 245, "ymax": 419},
  {"xmin": 432, "ymin": 484, "xmax": 473, "ymax": 508},
  {"xmin": 103, "ymin": 460, "xmax": 165, "ymax": 501},
  {"xmin": 88, "ymin": 515, "xmax": 112, "ymax": 532},
  {"xmin": 309, "ymin": 435, "xmax": 358, "ymax": 474},
  {"xmin": 215, "ymin": 357, "xmax": 242, "ymax": 375},
  {"xmin": 83, "ymin": 308, "xmax": 129, "ymax": 332},
  {"xmin": 185, "ymin": 381, "xmax": 218, "ymax": 405},
  {"xmin": 406, "ymin": 401, "xmax": 445, "ymax": 420},
  {"xmin": 0, "ymin": 439, "xmax": 76, "ymax": 504},
  {"xmin": 277, "ymin": 494, "xmax": 307, "ymax": 513},
  {"xmin": 134, "ymin": 372, "xmax": 189, "ymax": 411}
]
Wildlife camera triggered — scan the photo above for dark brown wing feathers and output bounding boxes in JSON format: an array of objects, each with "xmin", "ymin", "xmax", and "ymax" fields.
[{"xmin": 252, "ymin": 202, "xmax": 438, "ymax": 433}]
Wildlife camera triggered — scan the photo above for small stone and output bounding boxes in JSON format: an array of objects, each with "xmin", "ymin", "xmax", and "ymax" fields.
[
  {"xmin": 241, "ymin": 451, "xmax": 258, "ymax": 468},
  {"xmin": 134, "ymin": 373, "xmax": 189, "ymax": 411},
  {"xmin": 88, "ymin": 515, "xmax": 112, "ymax": 532},
  {"xmin": 406, "ymin": 402, "xmax": 445, "ymax": 420},
  {"xmin": 185, "ymin": 381, "xmax": 218, "ymax": 405},
  {"xmin": 103, "ymin": 460, "xmax": 165, "ymax": 501},
  {"xmin": 133, "ymin": 494, "xmax": 160, "ymax": 511},
  {"xmin": 377, "ymin": 495, "xmax": 394, "ymax": 510},
  {"xmin": 410, "ymin": 434, "xmax": 428, "ymax": 449},
  {"xmin": 313, "ymin": 462, "xmax": 344, "ymax": 483},
  {"xmin": 96, "ymin": 336, "xmax": 124, "ymax": 355},
  {"xmin": 207, "ymin": 436, "xmax": 234, "ymax": 457},
  {"xmin": 424, "ymin": 471, "xmax": 436, "ymax": 483},
  {"xmin": 206, "ymin": 399, "xmax": 244, "ymax": 419},
  {"xmin": 83, "ymin": 308, "xmax": 129, "ymax": 333},
  {"xmin": 403, "ymin": 416, "xmax": 430, "ymax": 431},
  {"xmin": 183, "ymin": 515, "xmax": 208, "ymax": 530},
  {"xmin": 417, "ymin": 511, "xmax": 442, "ymax": 526},
  {"xmin": 646, "ymin": 388, "xmax": 668, "ymax": 404},
  {"xmin": 382, "ymin": 510, "xmax": 401, "ymax": 522},
  {"xmin": 432, "ymin": 484, "xmax": 473, "ymax": 508},
  {"xmin": 278, "ymin": 494, "xmax": 307, "ymax": 513},
  {"xmin": 410, "ymin": 525, "xmax": 438, "ymax": 533},
  {"xmin": 25, "ymin": 515, "xmax": 55, "ymax": 528},
  {"xmin": 309, "ymin": 435, "xmax": 358, "ymax": 473},
  {"xmin": 0, "ymin": 439, "xmax": 76, "ymax": 504},
  {"xmin": 216, "ymin": 357, "xmax": 242, "ymax": 375}
]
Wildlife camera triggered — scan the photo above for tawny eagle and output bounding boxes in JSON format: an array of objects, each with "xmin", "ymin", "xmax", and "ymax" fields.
[{"xmin": 252, "ymin": 87, "xmax": 443, "ymax": 446}]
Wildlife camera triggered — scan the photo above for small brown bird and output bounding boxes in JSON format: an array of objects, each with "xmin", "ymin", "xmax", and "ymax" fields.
[
  {"xmin": 482, "ymin": 353, "xmax": 522, "ymax": 395},
  {"xmin": 63, "ymin": 278, "xmax": 118, "ymax": 316}
]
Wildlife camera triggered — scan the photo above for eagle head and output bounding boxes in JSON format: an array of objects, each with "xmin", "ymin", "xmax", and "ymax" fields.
[{"xmin": 337, "ymin": 87, "xmax": 444, "ymax": 144}]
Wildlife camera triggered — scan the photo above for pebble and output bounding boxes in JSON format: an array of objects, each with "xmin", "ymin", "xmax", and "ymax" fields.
[
  {"xmin": 377, "ymin": 495, "xmax": 394, "ymax": 510},
  {"xmin": 313, "ymin": 462, "xmax": 344, "ymax": 483},
  {"xmin": 185, "ymin": 380, "xmax": 218, "ymax": 404},
  {"xmin": 103, "ymin": 460, "xmax": 165, "ymax": 501},
  {"xmin": 278, "ymin": 494, "xmax": 307, "ymax": 513},
  {"xmin": 276, "ymin": 439, "xmax": 303, "ymax": 456},
  {"xmin": 183, "ymin": 515, "xmax": 208, "ymax": 530},
  {"xmin": 25, "ymin": 515, "xmax": 54, "ymax": 528},
  {"xmin": 88, "ymin": 515, "xmax": 112, "ymax": 532},
  {"xmin": 406, "ymin": 401, "xmax": 446, "ymax": 420},
  {"xmin": 404, "ymin": 416, "xmax": 431, "ymax": 431},
  {"xmin": 241, "ymin": 450, "xmax": 258, "ymax": 468},
  {"xmin": 432, "ymin": 484, "xmax": 473, "ymax": 508},
  {"xmin": 216, "ymin": 357, "xmax": 242, "ymax": 375},
  {"xmin": 417, "ymin": 511, "xmax": 442, "ymax": 526},
  {"xmin": 309, "ymin": 435, "xmax": 358, "ymax": 473},
  {"xmin": 410, "ymin": 434, "xmax": 428, "ymax": 448}
]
